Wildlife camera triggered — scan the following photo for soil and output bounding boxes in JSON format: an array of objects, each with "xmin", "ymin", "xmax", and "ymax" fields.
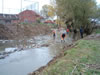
[{"xmin": 0, "ymin": 23, "xmax": 51, "ymax": 40}]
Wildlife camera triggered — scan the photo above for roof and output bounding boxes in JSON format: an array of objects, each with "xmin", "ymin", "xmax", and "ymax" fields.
[
  {"xmin": 0, "ymin": 14, "xmax": 19, "ymax": 20},
  {"xmin": 19, "ymin": 10, "xmax": 44, "ymax": 19},
  {"xmin": 44, "ymin": 20, "xmax": 55, "ymax": 24}
]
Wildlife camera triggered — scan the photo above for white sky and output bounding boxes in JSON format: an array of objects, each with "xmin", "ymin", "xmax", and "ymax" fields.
[
  {"xmin": 0, "ymin": 0, "xmax": 100, "ymax": 14},
  {"xmin": 96, "ymin": 0, "xmax": 100, "ymax": 5},
  {"xmin": 0, "ymin": 0, "xmax": 50, "ymax": 14}
]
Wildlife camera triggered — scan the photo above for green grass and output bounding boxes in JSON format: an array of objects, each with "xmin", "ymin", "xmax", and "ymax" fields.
[
  {"xmin": 95, "ymin": 29, "xmax": 100, "ymax": 34},
  {"xmin": 40, "ymin": 39, "xmax": 100, "ymax": 75}
]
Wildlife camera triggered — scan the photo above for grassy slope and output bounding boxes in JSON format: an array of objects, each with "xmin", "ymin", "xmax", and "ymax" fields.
[
  {"xmin": 95, "ymin": 29, "xmax": 100, "ymax": 34},
  {"xmin": 40, "ymin": 33, "xmax": 100, "ymax": 75}
]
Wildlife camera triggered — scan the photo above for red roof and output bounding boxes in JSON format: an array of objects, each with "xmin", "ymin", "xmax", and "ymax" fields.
[
  {"xmin": 44, "ymin": 20, "xmax": 55, "ymax": 24},
  {"xmin": 18, "ymin": 10, "xmax": 44, "ymax": 22}
]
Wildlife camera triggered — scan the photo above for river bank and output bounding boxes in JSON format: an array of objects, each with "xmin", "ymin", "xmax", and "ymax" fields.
[
  {"xmin": 30, "ymin": 30, "xmax": 100, "ymax": 75},
  {"xmin": 0, "ymin": 28, "xmax": 73, "ymax": 75}
]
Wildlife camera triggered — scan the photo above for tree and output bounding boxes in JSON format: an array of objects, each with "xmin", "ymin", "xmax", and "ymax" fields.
[
  {"xmin": 55, "ymin": 0, "xmax": 97, "ymax": 33},
  {"xmin": 48, "ymin": 5, "xmax": 56, "ymax": 19},
  {"xmin": 92, "ymin": 7, "xmax": 100, "ymax": 21},
  {"xmin": 40, "ymin": 5, "xmax": 49, "ymax": 19},
  {"xmin": 41, "ymin": 5, "xmax": 56, "ymax": 19}
]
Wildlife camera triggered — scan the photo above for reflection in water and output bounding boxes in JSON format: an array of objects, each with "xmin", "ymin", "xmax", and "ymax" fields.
[
  {"xmin": 0, "ymin": 35, "xmax": 50, "ymax": 52},
  {"xmin": 0, "ymin": 47, "xmax": 60, "ymax": 75}
]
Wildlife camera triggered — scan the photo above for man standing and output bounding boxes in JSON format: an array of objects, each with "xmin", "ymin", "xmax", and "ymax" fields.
[
  {"xmin": 80, "ymin": 27, "xmax": 84, "ymax": 38},
  {"xmin": 66, "ymin": 28, "xmax": 69, "ymax": 34},
  {"xmin": 52, "ymin": 30, "xmax": 56, "ymax": 40}
]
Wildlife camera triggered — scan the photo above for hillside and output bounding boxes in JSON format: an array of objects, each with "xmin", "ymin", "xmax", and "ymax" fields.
[{"xmin": 0, "ymin": 23, "xmax": 51, "ymax": 40}]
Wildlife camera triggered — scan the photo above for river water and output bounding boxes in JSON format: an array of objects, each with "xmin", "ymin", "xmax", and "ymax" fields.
[
  {"xmin": 0, "ymin": 35, "xmax": 62, "ymax": 75},
  {"xmin": 0, "ymin": 30, "xmax": 73, "ymax": 75},
  {"xmin": 0, "ymin": 47, "xmax": 60, "ymax": 75}
]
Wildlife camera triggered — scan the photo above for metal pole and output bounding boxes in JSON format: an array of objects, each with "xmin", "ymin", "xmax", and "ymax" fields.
[
  {"xmin": 37, "ymin": 2, "xmax": 39, "ymax": 13},
  {"xmin": 2, "ymin": 0, "xmax": 4, "ymax": 13},
  {"xmin": 21, "ymin": 0, "xmax": 22, "ymax": 12}
]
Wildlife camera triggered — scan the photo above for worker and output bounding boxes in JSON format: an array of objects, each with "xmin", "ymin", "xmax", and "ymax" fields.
[
  {"xmin": 52, "ymin": 30, "xmax": 56, "ymax": 40},
  {"xmin": 61, "ymin": 33, "xmax": 66, "ymax": 42},
  {"xmin": 66, "ymin": 28, "xmax": 69, "ymax": 34}
]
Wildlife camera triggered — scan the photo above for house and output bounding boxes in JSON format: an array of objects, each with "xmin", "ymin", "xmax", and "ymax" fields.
[
  {"xmin": 18, "ymin": 10, "xmax": 44, "ymax": 23},
  {"xmin": 0, "ymin": 14, "xmax": 19, "ymax": 24},
  {"xmin": 0, "ymin": 10, "xmax": 44, "ymax": 24}
]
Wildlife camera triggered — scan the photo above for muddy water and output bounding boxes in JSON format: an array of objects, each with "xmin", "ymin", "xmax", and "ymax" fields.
[
  {"xmin": 0, "ymin": 35, "xmax": 62, "ymax": 75},
  {"xmin": 0, "ymin": 35, "xmax": 50, "ymax": 52},
  {"xmin": 0, "ymin": 31, "xmax": 72, "ymax": 75},
  {"xmin": 0, "ymin": 47, "xmax": 61, "ymax": 75},
  {"xmin": 0, "ymin": 40, "xmax": 15, "ymax": 51}
]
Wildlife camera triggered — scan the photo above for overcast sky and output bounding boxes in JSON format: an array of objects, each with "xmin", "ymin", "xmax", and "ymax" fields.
[
  {"xmin": 0, "ymin": 0, "xmax": 100, "ymax": 14},
  {"xmin": 96, "ymin": 0, "xmax": 100, "ymax": 5},
  {"xmin": 0, "ymin": 0, "xmax": 50, "ymax": 14}
]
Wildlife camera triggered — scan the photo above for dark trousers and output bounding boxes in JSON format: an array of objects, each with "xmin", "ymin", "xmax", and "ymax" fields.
[
  {"xmin": 53, "ymin": 34, "xmax": 55, "ymax": 39},
  {"xmin": 80, "ymin": 33, "xmax": 83, "ymax": 38}
]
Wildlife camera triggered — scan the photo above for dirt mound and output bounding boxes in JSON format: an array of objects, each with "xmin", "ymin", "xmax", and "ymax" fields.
[
  {"xmin": 0, "ymin": 23, "xmax": 51, "ymax": 40},
  {"xmin": 0, "ymin": 24, "xmax": 14, "ymax": 39}
]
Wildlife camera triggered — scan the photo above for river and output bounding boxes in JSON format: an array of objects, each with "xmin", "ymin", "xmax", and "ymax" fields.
[
  {"xmin": 0, "ymin": 47, "xmax": 61, "ymax": 75},
  {"xmin": 0, "ymin": 35, "xmax": 63, "ymax": 75},
  {"xmin": 0, "ymin": 30, "xmax": 72, "ymax": 75}
]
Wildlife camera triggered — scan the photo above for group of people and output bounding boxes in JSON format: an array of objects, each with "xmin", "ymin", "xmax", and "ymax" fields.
[
  {"xmin": 52, "ymin": 28, "xmax": 69, "ymax": 42},
  {"xmin": 52, "ymin": 27, "xmax": 84, "ymax": 42}
]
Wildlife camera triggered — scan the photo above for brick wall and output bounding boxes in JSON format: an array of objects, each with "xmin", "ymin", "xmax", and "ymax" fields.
[{"xmin": 18, "ymin": 10, "xmax": 43, "ymax": 23}]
